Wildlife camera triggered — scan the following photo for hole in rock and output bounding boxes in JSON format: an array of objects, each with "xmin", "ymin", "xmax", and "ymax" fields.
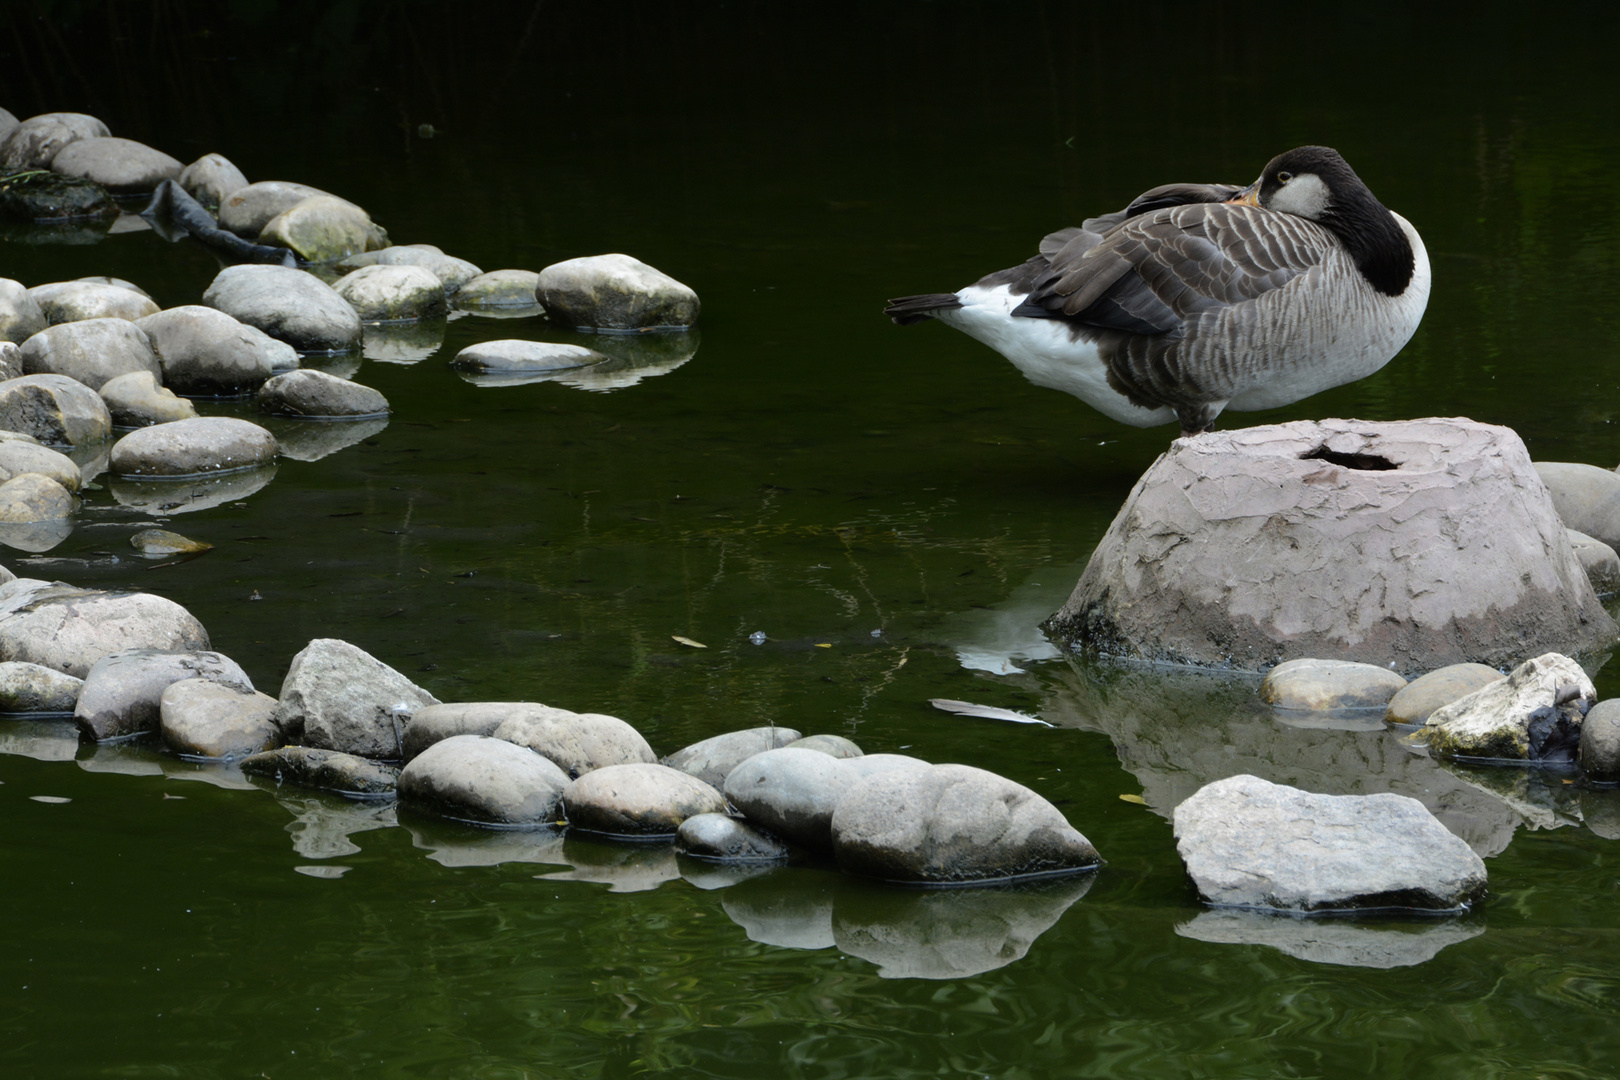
[{"xmin": 1300, "ymin": 446, "xmax": 1399, "ymax": 471}]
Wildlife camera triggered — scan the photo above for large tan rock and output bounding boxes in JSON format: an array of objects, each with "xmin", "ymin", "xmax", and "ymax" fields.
[{"xmin": 1045, "ymin": 419, "xmax": 1617, "ymax": 674}]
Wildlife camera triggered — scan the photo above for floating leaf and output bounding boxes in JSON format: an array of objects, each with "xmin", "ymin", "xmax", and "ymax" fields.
[
  {"xmin": 130, "ymin": 528, "xmax": 213, "ymax": 557},
  {"xmin": 929, "ymin": 698, "xmax": 1053, "ymax": 726},
  {"xmin": 1118, "ymin": 794, "xmax": 1147, "ymax": 805},
  {"xmin": 671, "ymin": 635, "xmax": 707, "ymax": 649},
  {"xmin": 815, "ymin": 643, "xmax": 832, "ymax": 648}
]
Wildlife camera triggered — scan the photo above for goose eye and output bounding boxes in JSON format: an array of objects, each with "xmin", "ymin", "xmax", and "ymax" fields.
[{"xmin": 1277, "ymin": 171, "xmax": 1294, "ymax": 183}]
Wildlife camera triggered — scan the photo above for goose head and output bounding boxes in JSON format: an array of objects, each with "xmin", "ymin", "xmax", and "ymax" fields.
[{"xmin": 1227, "ymin": 145, "xmax": 1416, "ymax": 297}]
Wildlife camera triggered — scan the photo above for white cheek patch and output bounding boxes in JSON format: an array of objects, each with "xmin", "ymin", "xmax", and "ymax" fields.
[{"xmin": 1270, "ymin": 173, "xmax": 1330, "ymax": 218}]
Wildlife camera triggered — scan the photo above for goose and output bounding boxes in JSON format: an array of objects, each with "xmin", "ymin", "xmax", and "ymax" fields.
[{"xmin": 885, "ymin": 146, "xmax": 1431, "ymax": 437}]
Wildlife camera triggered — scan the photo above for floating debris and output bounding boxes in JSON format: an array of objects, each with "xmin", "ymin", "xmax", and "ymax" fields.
[
  {"xmin": 928, "ymin": 698, "xmax": 1053, "ymax": 726},
  {"xmin": 130, "ymin": 528, "xmax": 212, "ymax": 557},
  {"xmin": 748, "ymin": 631, "xmax": 767, "ymax": 645},
  {"xmin": 671, "ymin": 635, "xmax": 707, "ymax": 649}
]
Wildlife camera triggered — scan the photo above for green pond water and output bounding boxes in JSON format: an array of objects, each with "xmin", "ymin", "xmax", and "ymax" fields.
[{"xmin": 5, "ymin": 3, "xmax": 1620, "ymax": 1076}]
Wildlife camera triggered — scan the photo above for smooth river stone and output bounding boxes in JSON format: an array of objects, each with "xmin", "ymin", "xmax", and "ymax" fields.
[
  {"xmin": 398, "ymin": 734, "xmax": 569, "ymax": 826},
  {"xmin": 562, "ymin": 762, "xmax": 726, "ymax": 837},
  {"xmin": 1260, "ymin": 658, "xmax": 1408, "ymax": 711},
  {"xmin": 110, "ymin": 417, "xmax": 278, "ymax": 476}
]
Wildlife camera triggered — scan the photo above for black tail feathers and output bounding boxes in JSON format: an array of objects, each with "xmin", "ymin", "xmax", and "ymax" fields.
[{"xmin": 884, "ymin": 293, "xmax": 962, "ymax": 325}]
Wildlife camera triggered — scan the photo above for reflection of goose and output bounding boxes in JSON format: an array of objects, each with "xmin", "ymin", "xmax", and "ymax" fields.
[{"xmin": 886, "ymin": 146, "xmax": 1431, "ymax": 437}]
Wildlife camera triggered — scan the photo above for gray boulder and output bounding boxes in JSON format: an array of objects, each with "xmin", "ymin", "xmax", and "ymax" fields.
[
  {"xmin": 217, "ymin": 181, "xmax": 336, "ymax": 237},
  {"xmin": 1385, "ymin": 664, "xmax": 1505, "ymax": 725},
  {"xmin": 1260, "ymin": 659, "xmax": 1407, "ymax": 711},
  {"xmin": 402, "ymin": 702, "xmax": 513, "ymax": 761},
  {"xmin": 562, "ymin": 762, "xmax": 727, "ymax": 837},
  {"xmin": 0, "ymin": 580, "xmax": 209, "ymax": 679},
  {"xmin": 0, "ymin": 660, "xmax": 83, "ymax": 712},
  {"xmin": 661, "ymin": 725, "xmax": 803, "ymax": 789},
  {"xmin": 257, "ymin": 195, "xmax": 388, "ymax": 263},
  {"xmin": 0, "ymin": 374, "xmax": 112, "ymax": 446},
  {"xmin": 454, "ymin": 269, "xmax": 542, "ymax": 309},
  {"xmin": 256, "ymin": 369, "xmax": 388, "ymax": 418},
  {"xmin": 676, "ymin": 813, "xmax": 790, "ymax": 862},
  {"xmin": 1535, "ymin": 462, "xmax": 1620, "ymax": 550},
  {"xmin": 239, "ymin": 746, "xmax": 399, "ymax": 797},
  {"xmin": 49, "ymin": 137, "xmax": 182, "ymax": 194},
  {"xmin": 21, "ymin": 317, "xmax": 161, "ymax": 389},
  {"xmin": 72, "ymin": 648, "xmax": 250, "ymax": 740},
  {"xmin": 0, "ymin": 473, "xmax": 74, "ymax": 523},
  {"xmin": 723, "ymin": 748, "xmax": 929, "ymax": 852},
  {"xmin": 21, "ymin": 318, "xmax": 161, "ymax": 395},
  {"xmin": 99, "ymin": 371, "xmax": 199, "ymax": 426},
  {"xmin": 0, "ymin": 437, "xmax": 81, "ymax": 491},
  {"xmin": 1579, "ymin": 699, "xmax": 1620, "ymax": 782},
  {"xmin": 830, "ymin": 763, "xmax": 1101, "ymax": 884},
  {"xmin": 0, "ymin": 112, "xmax": 109, "ymax": 171},
  {"xmin": 0, "ymin": 278, "xmax": 47, "ymax": 343},
  {"xmin": 449, "ymin": 340, "xmax": 607, "ymax": 376},
  {"xmin": 785, "ymin": 733, "xmax": 864, "ymax": 758},
  {"xmin": 0, "ymin": 342, "xmax": 17, "ymax": 380},
  {"xmin": 28, "ymin": 281, "xmax": 159, "ymax": 324},
  {"xmin": 1046, "ymin": 419, "xmax": 1617, "ymax": 673},
  {"xmin": 272, "ymin": 637, "xmax": 441, "ymax": 759},
  {"xmin": 1173, "ymin": 774, "xmax": 1488, "ymax": 912},
  {"xmin": 177, "ymin": 153, "xmax": 248, "ymax": 209},
  {"xmin": 1567, "ymin": 529, "xmax": 1620, "ymax": 595},
  {"xmin": 1423, "ymin": 652, "xmax": 1595, "ymax": 761},
  {"xmin": 135, "ymin": 306, "xmax": 280, "ymax": 395},
  {"xmin": 202, "ymin": 265, "xmax": 362, "ymax": 353},
  {"xmin": 337, "ymin": 247, "xmax": 481, "ymax": 291},
  {"xmin": 332, "ymin": 264, "xmax": 447, "ymax": 322},
  {"xmin": 493, "ymin": 705, "xmax": 657, "ymax": 778},
  {"xmin": 397, "ymin": 734, "xmax": 568, "ymax": 826},
  {"xmin": 159, "ymin": 678, "xmax": 279, "ymax": 759},
  {"xmin": 536, "ymin": 253, "xmax": 699, "ymax": 330},
  {"xmin": 110, "ymin": 417, "xmax": 278, "ymax": 476}
]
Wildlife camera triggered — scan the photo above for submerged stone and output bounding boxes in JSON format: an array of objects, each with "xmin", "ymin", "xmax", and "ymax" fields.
[
  {"xmin": 1385, "ymin": 664, "xmax": 1505, "ymax": 725},
  {"xmin": 1261, "ymin": 658, "xmax": 1407, "ymax": 711},
  {"xmin": 239, "ymin": 745, "xmax": 400, "ymax": 796}
]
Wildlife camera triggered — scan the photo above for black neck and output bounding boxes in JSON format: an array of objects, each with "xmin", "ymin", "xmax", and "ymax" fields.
[{"xmin": 1322, "ymin": 192, "xmax": 1415, "ymax": 297}]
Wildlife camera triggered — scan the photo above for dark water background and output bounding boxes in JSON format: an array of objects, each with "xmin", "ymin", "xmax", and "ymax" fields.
[{"xmin": 4, "ymin": 2, "xmax": 1620, "ymax": 1076}]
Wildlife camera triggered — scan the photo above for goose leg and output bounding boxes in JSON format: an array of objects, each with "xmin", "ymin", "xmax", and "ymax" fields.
[{"xmin": 1174, "ymin": 402, "xmax": 1224, "ymax": 438}]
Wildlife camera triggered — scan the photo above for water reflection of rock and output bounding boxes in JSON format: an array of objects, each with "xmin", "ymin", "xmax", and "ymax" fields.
[
  {"xmin": 75, "ymin": 738, "xmax": 257, "ymax": 790},
  {"xmin": 458, "ymin": 331, "xmax": 698, "ymax": 392},
  {"xmin": 0, "ymin": 717, "xmax": 79, "ymax": 761},
  {"xmin": 0, "ymin": 518, "xmax": 74, "ymax": 553},
  {"xmin": 942, "ymin": 562, "xmax": 1079, "ymax": 675},
  {"xmin": 362, "ymin": 320, "xmax": 445, "ymax": 364},
  {"xmin": 1039, "ymin": 661, "xmax": 1545, "ymax": 857},
  {"xmin": 407, "ymin": 816, "xmax": 568, "ymax": 869},
  {"xmin": 1177, "ymin": 908, "xmax": 1484, "ymax": 969},
  {"xmin": 109, "ymin": 463, "xmax": 276, "ymax": 514},
  {"xmin": 716, "ymin": 866, "xmax": 1091, "ymax": 978},
  {"xmin": 270, "ymin": 417, "xmax": 388, "ymax": 462},
  {"xmin": 296, "ymin": 353, "xmax": 364, "ymax": 381},
  {"xmin": 274, "ymin": 790, "xmax": 397, "ymax": 859},
  {"xmin": 535, "ymin": 835, "xmax": 681, "ymax": 893}
]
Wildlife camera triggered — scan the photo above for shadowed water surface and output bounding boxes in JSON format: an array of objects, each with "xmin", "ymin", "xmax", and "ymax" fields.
[{"xmin": 4, "ymin": 2, "xmax": 1620, "ymax": 1076}]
